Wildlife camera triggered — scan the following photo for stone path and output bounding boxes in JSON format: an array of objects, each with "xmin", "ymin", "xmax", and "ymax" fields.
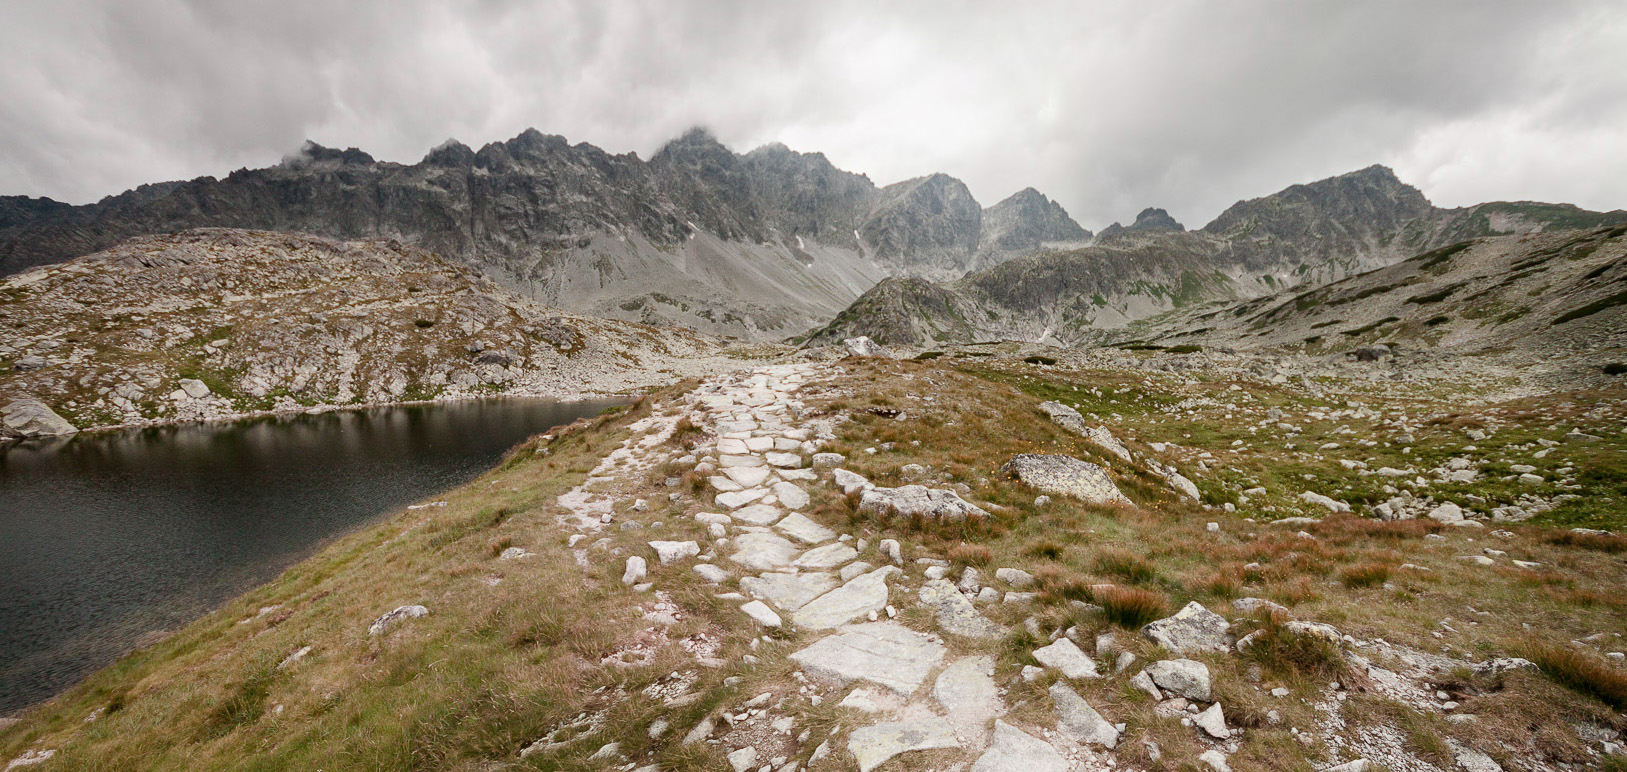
[{"xmin": 540, "ymin": 363, "xmax": 1212, "ymax": 772}]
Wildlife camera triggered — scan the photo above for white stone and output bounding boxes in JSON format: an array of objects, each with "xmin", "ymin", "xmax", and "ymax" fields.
[
  {"xmin": 772, "ymin": 481, "xmax": 810, "ymax": 510},
  {"xmin": 650, "ymin": 540, "xmax": 700, "ymax": 564},
  {"xmin": 794, "ymin": 568, "xmax": 895, "ymax": 629},
  {"xmin": 848, "ymin": 718, "xmax": 958, "ymax": 772},
  {"xmin": 730, "ymin": 503, "xmax": 784, "ymax": 526},
  {"xmin": 1194, "ymin": 702, "xmax": 1229, "ymax": 738},
  {"xmin": 693, "ymin": 563, "xmax": 730, "ymax": 583},
  {"xmin": 775, "ymin": 512, "xmax": 835, "ymax": 544},
  {"xmin": 741, "ymin": 572, "xmax": 839, "ymax": 611},
  {"xmin": 969, "ymin": 721, "xmax": 1069, "ymax": 772},
  {"xmin": 1145, "ymin": 659, "xmax": 1212, "ymax": 702},
  {"xmin": 1051, "ymin": 681, "xmax": 1118, "ymax": 749},
  {"xmin": 741, "ymin": 600, "xmax": 783, "ymax": 628},
  {"xmin": 1032, "ymin": 638, "xmax": 1099, "ymax": 679},
  {"xmin": 790, "ymin": 621, "xmax": 946, "ymax": 694},
  {"xmin": 730, "ymin": 532, "xmax": 801, "ymax": 571},
  {"xmin": 716, "ymin": 488, "xmax": 769, "ymax": 509},
  {"xmin": 792, "ymin": 542, "xmax": 858, "ymax": 570}
]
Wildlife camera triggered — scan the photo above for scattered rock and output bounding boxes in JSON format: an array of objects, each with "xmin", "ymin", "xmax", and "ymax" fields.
[
  {"xmin": 368, "ymin": 604, "xmax": 429, "ymax": 636},
  {"xmin": 969, "ymin": 721, "xmax": 1069, "ymax": 772},
  {"xmin": 843, "ymin": 336, "xmax": 894, "ymax": 359},
  {"xmin": 622, "ymin": 556, "xmax": 648, "ymax": 585},
  {"xmin": 1001, "ymin": 454, "xmax": 1128, "ymax": 504},
  {"xmin": 918, "ymin": 579, "xmax": 1003, "ymax": 639},
  {"xmin": 1145, "ymin": 659, "xmax": 1212, "ymax": 702},
  {"xmin": 1032, "ymin": 637, "xmax": 1099, "ymax": 679},
  {"xmin": 1051, "ymin": 681, "xmax": 1119, "ymax": 749},
  {"xmin": 1142, "ymin": 601, "xmax": 1231, "ymax": 654},
  {"xmin": 1194, "ymin": 702, "xmax": 1229, "ymax": 739},
  {"xmin": 650, "ymin": 540, "xmax": 700, "ymax": 564},
  {"xmin": 858, "ymin": 484, "xmax": 989, "ymax": 521}
]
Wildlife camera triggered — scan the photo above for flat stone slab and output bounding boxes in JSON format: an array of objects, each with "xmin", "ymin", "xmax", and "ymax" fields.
[
  {"xmin": 793, "ymin": 568, "xmax": 895, "ymax": 629},
  {"xmin": 1142, "ymin": 601, "xmax": 1231, "ymax": 655},
  {"xmin": 729, "ymin": 532, "xmax": 801, "ymax": 571},
  {"xmin": 934, "ymin": 656, "xmax": 1002, "ymax": 740},
  {"xmin": 792, "ymin": 542, "xmax": 858, "ymax": 570},
  {"xmin": 719, "ymin": 453, "xmax": 764, "ymax": 468},
  {"xmin": 775, "ymin": 512, "xmax": 835, "ymax": 544},
  {"xmin": 918, "ymin": 579, "xmax": 1003, "ymax": 639},
  {"xmin": 724, "ymin": 465, "xmax": 774, "ymax": 488},
  {"xmin": 848, "ymin": 717, "xmax": 959, "ymax": 772},
  {"xmin": 790, "ymin": 621, "xmax": 945, "ymax": 695},
  {"xmin": 969, "ymin": 721, "xmax": 1068, "ymax": 772},
  {"xmin": 766, "ymin": 451, "xmax": 804, "ymax": 468},
  {"xmin": 1001, "ymin": 454, "xmax": 1128, "ymax": 505},
  {"xmin": 715, "ymin": 488, "xmax": 768, "ymax": 509},
  {"xmin": 741, "ymin": 571, "xmax": 839, "ymax": 611},
  {"xmin": 1032, "ymin": 637, "xmax": 1099, "ymax": 679},
  {"xmin": 730, "ymin": 503, "xmax": 784, "ymax": 526},
  {"xmin": 740, "ymin": 600, "xmax": 782, "ymax": 628},
  {"xmin": 771, "ymin": 480, "xmax": 810, "ymax": 510},
  {"xmin": 1051, "ymin": 682, "xmax": 1118, "ymax": 749},
  {"xmin": 717, "ymin": 437, "xmax": 751, "ymax": 454},
  {"xmin": 709, "ymin": 476, "xmax": 744, "ymax": 492}
]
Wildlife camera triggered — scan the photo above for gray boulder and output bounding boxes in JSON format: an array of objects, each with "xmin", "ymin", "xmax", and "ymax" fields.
[
  {"xmin": 858, "ymin": 484, "xmax": 988, "ymax": 521},
  {"xmin": 1145, "ymin": 659, "xmax": 1212, "ymax": 701},
  {"xmin": 1038, "ymin": 402, "xmax": 1133, "ymax": 463},
  {"xmin": 843, "ymin": 336, "xmax": 894, "ymax": 359},
  {"xmin": 368, "ymin": 604, "xmax": 428, "ymax": 636},
  {"xmin": 1142, "ymin": 601, "xmax": 1231, "ymax": 654},
  {"xmin": 1050, "ymin": 682, "xmax": 1119, "ymax": 749},
  {"xmin": 969, "ymin": 721, "xmax": 1069, "ymax": 772},
  {"xmin": 1001, "ymin": 454, "xmax": 1128, "ymax": 505},
  {"xmin": 1, "ymin": 398, "xmax": 78, "ymax": 439}
]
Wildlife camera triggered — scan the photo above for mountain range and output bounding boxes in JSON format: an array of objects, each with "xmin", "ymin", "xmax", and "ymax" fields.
[
  {"xmin": 806, "ymin": 166, "xmax": 1627, "ymax": 347},
  {"xmin": 4, "ymin": 130, "xmax": 1624, "ymax": 346}
]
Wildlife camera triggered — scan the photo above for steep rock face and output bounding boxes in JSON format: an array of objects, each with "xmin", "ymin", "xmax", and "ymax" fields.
[
  {"xmin": 1144, "ymin": 224, "xmax": 1627, "ymax": 365},
  {"xmin": 857, "ymin": 174, "xmax": 983, "ymax": 279},
  {"xmin": 971, "ymin": 188, "xmax": 1092, "ymax": 271},
  {"xmin": 1199, "ymin": 165, "xmax": 1436, "ymax": 286}
]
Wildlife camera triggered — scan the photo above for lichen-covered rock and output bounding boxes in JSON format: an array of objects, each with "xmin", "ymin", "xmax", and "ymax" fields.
[
  {"xmin": 1141, "ymin": 601, "xmax": 1231, "ymax": 654},
  {"xmin": 1038, "ymin": 402, "xmax": 1132, "ymax": 463},
  {"xmin": 858, "ymin": 484, "xmax": 988, "ymax": 521},
  {"xmin": 1000, "ymin": 454, "xmax": 1128, "ymax": 505}
]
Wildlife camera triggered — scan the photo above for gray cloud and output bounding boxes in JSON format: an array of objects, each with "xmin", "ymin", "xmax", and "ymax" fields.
[{"xmin": 3, "ymin": 0, "xmax": 1624, "ymax": 230}]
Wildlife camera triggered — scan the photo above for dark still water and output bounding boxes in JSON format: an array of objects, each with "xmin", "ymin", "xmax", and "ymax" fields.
[{"xmin": 0, "ymin": 398, "xmax": 616, "ymax": 713}]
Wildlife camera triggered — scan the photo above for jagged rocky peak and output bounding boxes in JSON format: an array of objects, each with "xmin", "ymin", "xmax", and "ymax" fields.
[
  {"xmin": 279, "ymin": 141, "xmax": 376, "ymax": 169},
  {"xmin": 1202, "ymin": 164, "xmax": 1432, "ymax": 236},
  {"xmin": 858, "ymin": 173, "xmax": 983, "ymax": 278},
  {"xmin": 978, "ymin": 187, "xmax": 1092, "ymax": 254},
  {"xmin": 1099, "ymin": 207, "xmax": 1186, "ymax": 238},
  {"xmin": 421, "ymin": 138, "xmax": 476, "ymax": 167},
  {"xmin": 651, "ymin": 126, "xmax": 738, "ymax": 169}
]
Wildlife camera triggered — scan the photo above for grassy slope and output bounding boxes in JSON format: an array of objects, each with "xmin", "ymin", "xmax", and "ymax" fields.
[{"xmin": 5, "ymin": 354, "xmax": 1626, "ymax": 772}]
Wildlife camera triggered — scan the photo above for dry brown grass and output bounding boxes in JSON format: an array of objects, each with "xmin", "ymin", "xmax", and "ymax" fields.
[
  {"xmin": 1337, "ymin": 561, "xmax": 1393, "ymax": 588},
  {"xmin": 1092, "ymin": 547, "xmax": 1157, "ymax": 583},
  {"xmin": 948, "ymin": 543, "xmax": 993, "ymax": 567},
  {"xmin": 1519, "ymin": 640, "xmax": 1627, "ymax": 709},
  {"xmin": 1545, "ymin": 530, "xmax": 1627, "ymax": 553},
  {"xmin": 1092, "ymin": 585, "xmax": 1168, "ymax": 628}
]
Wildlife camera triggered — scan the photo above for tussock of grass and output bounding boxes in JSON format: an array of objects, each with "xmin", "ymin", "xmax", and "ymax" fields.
[
  {"xmin": 1093, "ymin": 547, "xmax": 1156, "ymax": 583},
  {"xmin": 1545, "ymin": 530, "xmax": 1627, "ymax": 553},
  {"xmin": 1239, "ymin": 619, "xmax": 1349, "ymax": 681},
  {"xmin": 668, "ymin": 415, "xmax": 705, "ymax": 448},
  {"xmin": 1519, "ymin": 640, "xmax": 1627, "ymax": 709},
  {"xmin": 1092, "ymin": 585, "xmax": 1168, "ymax": 628},
  {"xmin": 948, "ymin": 543, "xmax": 992, "ymax": 567},
  {"xmin": 1024, "ymin": 539, "xmax": 1065, "ymax": 560},
  {"xmin": 1337, "ymin": 561, "xmax": 1393, "ymax": 588}
]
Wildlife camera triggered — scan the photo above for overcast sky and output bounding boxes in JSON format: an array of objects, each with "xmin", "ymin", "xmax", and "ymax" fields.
[{"xmin": 3, "ymin": 1, "xmax": 1625, "ymax": 230}]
